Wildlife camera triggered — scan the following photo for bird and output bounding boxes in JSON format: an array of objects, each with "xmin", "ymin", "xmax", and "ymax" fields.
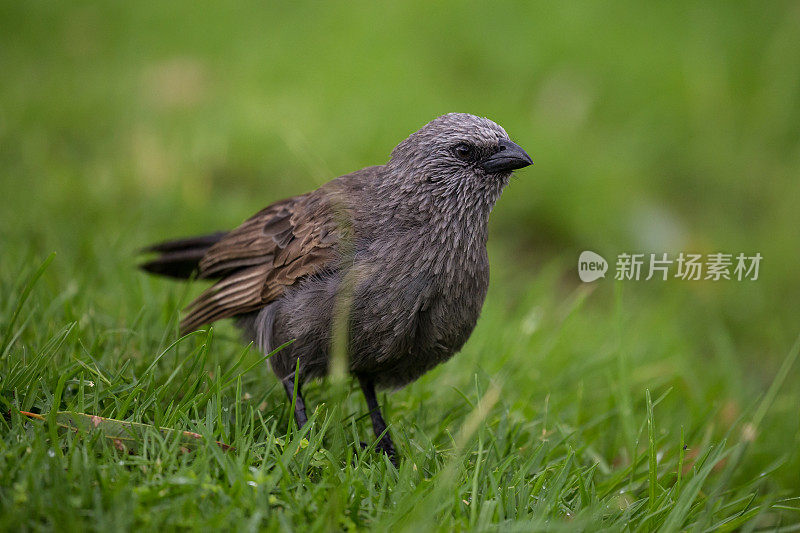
[{"xmin": 140, "ymin": 113, "xmax": 533, "ymax": 464}]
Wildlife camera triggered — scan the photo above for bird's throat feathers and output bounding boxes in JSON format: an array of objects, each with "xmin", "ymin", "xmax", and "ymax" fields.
[
  {"xmin": 373, "ymin": 162, "xmax": 508, "ymax": 231},
  {"xmin": 357, "ymin": 168, "xmax": 502, "ymax": 280}
]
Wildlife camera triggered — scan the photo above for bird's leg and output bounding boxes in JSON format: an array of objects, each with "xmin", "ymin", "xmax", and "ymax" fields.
[
  {"xmin": 358, "ymin": 376, "xmax": 398, "ymax": 465},
  {"xmin": 282, "ymin": 377, "xmax": 308, "ymax": 428}
]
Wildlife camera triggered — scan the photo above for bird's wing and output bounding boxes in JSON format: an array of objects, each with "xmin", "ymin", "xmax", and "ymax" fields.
[{"xmin": 179, "ymin": 191, "xmax": 346, "ymax": 334}]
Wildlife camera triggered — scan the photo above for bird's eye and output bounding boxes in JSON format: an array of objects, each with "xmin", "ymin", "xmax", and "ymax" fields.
[{"xmin": 452, "ymin": 143, "xmax": 475, "ymax": 161}]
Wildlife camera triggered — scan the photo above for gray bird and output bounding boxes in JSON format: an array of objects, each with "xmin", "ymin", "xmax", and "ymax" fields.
[{"xmin": 140, "ymin": 113, "xmax": 532, "ymax": 463}]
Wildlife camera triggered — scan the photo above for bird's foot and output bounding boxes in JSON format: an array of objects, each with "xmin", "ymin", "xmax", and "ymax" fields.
[
  {"xmin": 378, "ymin": 439, "xmax": 399, "ymax": 467},
  {"xmin": 359, "ymin": 439, "xmax": 399, "ymax": 467}
]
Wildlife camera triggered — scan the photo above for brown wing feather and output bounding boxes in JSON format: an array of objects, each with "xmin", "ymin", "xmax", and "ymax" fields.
[{"xmin": 179, "ymin": 191, "xmax": 344, "ymax": 334}]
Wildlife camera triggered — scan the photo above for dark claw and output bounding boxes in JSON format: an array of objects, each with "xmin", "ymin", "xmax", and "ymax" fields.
[
  {"xmin": 360, "ymin": 439, "xmax": 399, "ymax": 466},
  {"xmin": 377, "ymin": 438, "xmax": 398, "ymax": 467}
]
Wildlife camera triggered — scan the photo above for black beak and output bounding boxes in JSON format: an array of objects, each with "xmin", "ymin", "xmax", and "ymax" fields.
[{"xmin": 480, "ymin": 139, "xmax": 533, "ymax": 173}]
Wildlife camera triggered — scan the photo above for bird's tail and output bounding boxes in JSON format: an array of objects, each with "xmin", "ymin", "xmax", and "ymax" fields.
[{"xmin": 139, "ymin": 232, "xmax": 227, "ymax": 279}]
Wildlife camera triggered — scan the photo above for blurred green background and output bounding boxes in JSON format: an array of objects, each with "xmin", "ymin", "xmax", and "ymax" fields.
[{"xmin": 2, "ymin": 0, "xmax": 799, "ymax": 516}]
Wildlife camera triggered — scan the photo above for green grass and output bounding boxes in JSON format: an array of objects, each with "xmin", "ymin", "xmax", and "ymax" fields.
[
  {"xmin": 2, "ymin": 1, "xmax": 800, "ymax": 530},
  {"xmin": 2, "ymin": 256, "xmax": 798, "ymax": 531}
]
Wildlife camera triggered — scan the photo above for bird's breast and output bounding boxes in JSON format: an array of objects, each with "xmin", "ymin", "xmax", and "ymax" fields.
[{"xmin": 345, "ymin": 232, "xmax": 490, "ymax": 387}]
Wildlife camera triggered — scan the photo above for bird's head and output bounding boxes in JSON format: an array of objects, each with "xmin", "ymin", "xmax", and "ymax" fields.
[{"xmin": 386, "ymin": 113, "xmax": 532, "ymax": 199}]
